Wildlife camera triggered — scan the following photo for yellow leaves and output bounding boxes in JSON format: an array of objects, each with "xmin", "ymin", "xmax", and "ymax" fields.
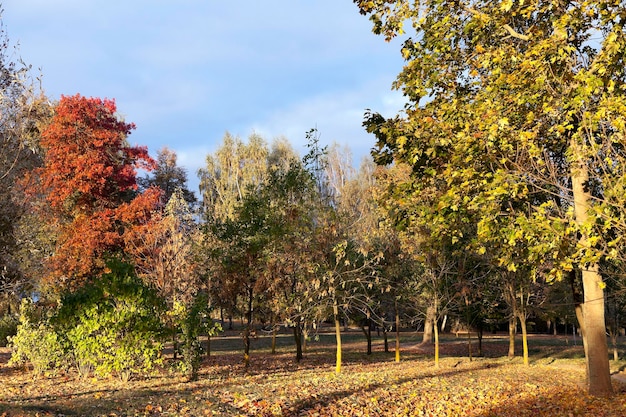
[
  {"xmin": 5, "ymin": 334, "xmax": 626, "ymax": 417},
  {"xmin": 552, "ymin": 26, "xmax": 568, "ymax": 41},
  {"xmin": 144, "ymin": 404, "xmax": 163, "ymax": 414},
  {"xmin": 500, "ymin": 0, "xmax": 514, "ymax": 12}
]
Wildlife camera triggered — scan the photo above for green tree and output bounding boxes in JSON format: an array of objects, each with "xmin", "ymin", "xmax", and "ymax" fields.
[
  {"xmin": 199, "ymin": 133, "xmax": 299, "ymax": 341},
  {"xmin": 261, "ymin": 161, "xmax": 319, "ymax": 361},
  {"xmin": 356, "ymin": 0, "xmax": 626, "ymax": 396},
  {"xmin": 139, "ymin": 147, "xmax": 197, "ymax": 207},
  {"xmin": 210, "ymin": 186, "xmax": 273, "ymax": 368},
  {"xmin": 8, "ymin": 298, "xmax": 64, "ymax": 375}
]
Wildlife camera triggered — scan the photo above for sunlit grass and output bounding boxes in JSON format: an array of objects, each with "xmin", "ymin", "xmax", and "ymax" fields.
[{"xmin": 2, "ymin": 331, "xmax": 626, "ymax": 416}]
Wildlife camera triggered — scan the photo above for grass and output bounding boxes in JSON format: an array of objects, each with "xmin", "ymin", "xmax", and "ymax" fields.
[{"xmin": 2, "ymin": 329, "xmax": 626, "ymax": 416}]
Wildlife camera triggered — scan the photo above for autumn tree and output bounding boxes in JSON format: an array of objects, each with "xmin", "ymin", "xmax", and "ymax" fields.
[
  {"xmin": 373, "ymin": 156, "xmax": 483, "ymax": 363},
  {"xmin": 0, "ymin": 14, "xmax": 51, "ymax": 305},
  {"xmin": 356, "ymin": 0, "xmax": 626, "ymax": 396},
  {"xmin": 268, "ymin": 136, "xmax": 300, "ymax": 174},
  {"xmin": 125, "ymin": 187, "xmax": 212, "ymax": 380},
  {"xmin": 31, "ymin": 94, "xmax": 160, "ymax": 291},
  {"xmin": 199, "ymin": 133, "xmax": 304, "ymax": 366},
  {"xmin": 297, "ymin": 135, "xmax": 384, "ymax": 372},
  {"xmin": 326, "ymin": 150, "xmax": 396, "ymax": 356}
]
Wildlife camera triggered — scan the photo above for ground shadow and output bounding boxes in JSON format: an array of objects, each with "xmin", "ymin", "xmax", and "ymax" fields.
[{"xmin": 286, "ymin": 362, "xmax": 503, "ymax": 416}]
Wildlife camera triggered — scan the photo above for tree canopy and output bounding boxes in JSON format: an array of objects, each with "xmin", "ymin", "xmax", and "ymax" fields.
[
  {"xmin": 355, "ymin": 0, "xmax": 626, "ymax": 397},
  {"xmin": 30, "ymin": 94, "xmax": 161, "ymax": 291}
]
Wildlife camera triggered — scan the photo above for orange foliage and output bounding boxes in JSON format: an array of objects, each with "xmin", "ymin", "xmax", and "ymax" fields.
[{"xmin": 31, "ymin": 94, "xmax": 161, "ymax": 291}]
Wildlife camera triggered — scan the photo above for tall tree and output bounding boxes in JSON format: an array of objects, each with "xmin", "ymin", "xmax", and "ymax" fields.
[
  {"xmin": 0, "ymin": 14, "xmax": 50, "ymax": 302},
  {"xmin": 29, "ymin": 94, "xmax": 160, "ymax": 291},
  {"xmin": 199, "ymin": 134, "xmax": 297, "ymax": 333},
  {"xmin": 355, "ymin": 0, "xmax": 626, "ymax": 396},
  {"xmin": 300, "ymin": 137, "xmax": 382, "ymax": 372},
  {"xmin": 126, "ymin": 189, "xmax": 207, "ymax": 380},
  {"xmin": 198, "ymin": 132, "xmax": 268, "ymax": 222},
  {"xmin": 261, "ymin": 160, "xmax": 320, "ymax": 362},
  {"xmin": 211, "ymin": 186, "xmax": 273, "ymax": 368}
]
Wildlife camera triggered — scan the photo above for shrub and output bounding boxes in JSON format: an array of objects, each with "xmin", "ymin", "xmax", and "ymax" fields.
[
  {"xmin": 8, "ymin": 298, "xmax": 64, "ymax": 375},
  {"xmin": 0, "ymin": 314, "xmax": 18, "ymax": 347},
  {"xmin": 54, "ymin": 259, "xmax": 165, "ymax": 381}
]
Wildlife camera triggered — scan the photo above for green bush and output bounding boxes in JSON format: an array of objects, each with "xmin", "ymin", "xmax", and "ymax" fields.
[
  {"xmin": 55, "ymin": 259, "xmax": 165, "ymax": 381},
  {"xmin": 8, "ymin": 298, "xmax": 65, "ymax": 375},
  {"xmin": 0, "ymin": 314, "xmax": 18, "ymax": 347}
]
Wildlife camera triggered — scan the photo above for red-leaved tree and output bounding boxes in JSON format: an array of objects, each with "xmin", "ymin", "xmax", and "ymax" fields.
[{"xmin": 31, "ymin": 94, "xmax": 161, "ymax": 291}]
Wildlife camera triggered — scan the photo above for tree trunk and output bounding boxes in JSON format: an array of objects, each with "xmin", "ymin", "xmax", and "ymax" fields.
[
  {"xmin": 581, "ymin": 265, "xmax": 612, "ymax": 396},
  {"xmin": 383, "ymin": 326, "xmax": 389, "ymax": 353},
  {"xmin": 570, "ymin": 270, "xmax": 588, "ymax": 356},
  {"xmin": 243, "ymin": 286, "xmax": 253, "ymax": 369},
  {"xmin": 508, "ymin": 317, "xmax": 516, "ymax": 358},
  {"xmin": 361, "ymin": 311, "xmax": 372, "ymax": 355},
  {"xmin": 518, "ymin": 288, "xmax": 529, "ymax": 366},
  {"xmin": 434, "ymin": 311, "xmax": 440, "ymax": 368},
  {"xmin": 518, "ymin": 314, "xmax": 529, "ymax": 367},
  {"xmin": 571, "ymin": 156, "xmax": 613, "ymax": 396},
  {"xmin": 293, "ymin": 323, "xmax": 303, "ymax": 362},
  {"xmin": 302, "ymin": 324, "xmax": 309, "ymax": 353},
  {"xmin": 421, "ymin": 304, "xmax": 435, "ymax": 344},
  {"xmin": 505, "ymin": 280, "xmax": 517, "ymax": 359},
  {"xmin": 395, "ymin": 298, "xmax": 401, "ymax": 363},
  {"xmin": 243, "ymin": 327, "xmax": 251, "ymax": 368},
  {"xmin": 333, "ymin": 300, "xmax": 342, "ymax": 374},
  {"xmin": 271, "ymin": 326, "xmax": 277, "ymax": 355}
]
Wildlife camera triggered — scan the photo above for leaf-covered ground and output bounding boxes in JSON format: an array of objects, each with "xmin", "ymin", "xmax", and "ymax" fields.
[{"xmin": 2, "ymin": 331, "xmax": 626, "ymax": 416}]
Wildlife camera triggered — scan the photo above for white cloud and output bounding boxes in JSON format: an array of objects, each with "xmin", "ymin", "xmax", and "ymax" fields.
[{"xmin": 249, "ymin": 78, "xmax": 406, "ymax": 158}]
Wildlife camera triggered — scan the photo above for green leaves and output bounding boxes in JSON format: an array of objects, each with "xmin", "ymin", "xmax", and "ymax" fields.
[
  {"xmin": 8, "ymin": 298, "xmax": 65, "ymax": 375},
  {"xmin": 54, "ymin": 259, "xmax": 164, "ymax": 380}
]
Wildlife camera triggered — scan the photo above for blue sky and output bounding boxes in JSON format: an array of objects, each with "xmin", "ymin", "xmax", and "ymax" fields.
[{"xmin": 3, "ymin": 1, "xmax": 406, "ymax": 193}]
